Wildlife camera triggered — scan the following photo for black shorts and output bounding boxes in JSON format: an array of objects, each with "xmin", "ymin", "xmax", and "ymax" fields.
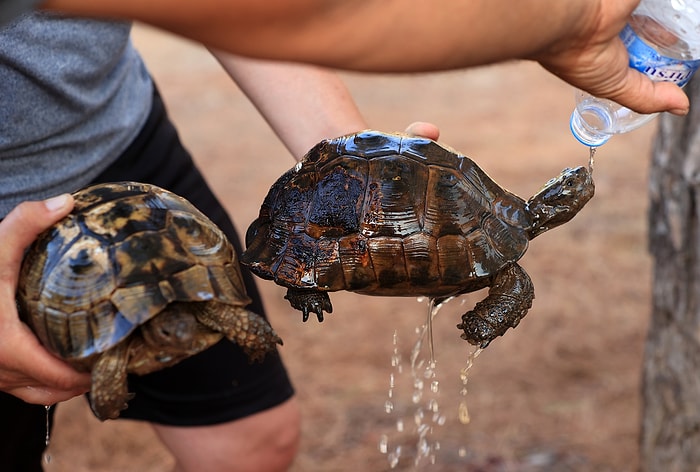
[{"xmin": 0, "ymin": 87, "xmax": 294, "ymax": 471}]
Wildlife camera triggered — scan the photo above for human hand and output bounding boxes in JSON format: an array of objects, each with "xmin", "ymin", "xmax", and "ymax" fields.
[
  {"xmin": 0, "ymin": 195, "xmax": 91, "ymax": 405},
  {"xmin": 404, "ymin": 121, "xmax": 440, "ymax": 141},
  {"xmin": 533, "ymin": 0, "xmax": 690, "ymax": 116}
]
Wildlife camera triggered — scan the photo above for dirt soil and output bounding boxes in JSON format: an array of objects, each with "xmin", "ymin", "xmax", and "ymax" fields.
[{"xmin": 44, "ymin": 26, "xmax": 657, "ymax": 472}]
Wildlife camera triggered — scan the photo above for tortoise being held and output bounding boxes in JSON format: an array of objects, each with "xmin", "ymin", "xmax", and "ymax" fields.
[
  {"xmin": 17, "ymin": 182, "xmax": 281, "ymax": 420},
  {"xmin": 242, "ymin": 131, "xmax": 595, "ymax": 348}
]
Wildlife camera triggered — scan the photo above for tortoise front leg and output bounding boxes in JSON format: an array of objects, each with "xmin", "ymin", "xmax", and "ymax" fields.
[
  {"xmin": 89, "ymin": 342, "xmax": 133, "ymax": 421},
  {"xmin": 284, "ymin": 288, "xmax": 333, "ymax": 322},
  {"xmin": 457, "ymin": 263, "xmax": 534, "ymax": 348}
]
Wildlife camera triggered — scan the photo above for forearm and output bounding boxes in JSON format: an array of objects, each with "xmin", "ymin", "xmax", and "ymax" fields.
[
  {"xmin": 41, "ymin": 0, "xmax": 597, "ymax": 71},
  {"xmin": 39, "ymin": 0, "xmax": 684, "ymax": 115},
  {"xmin": 213, "ymin": 53, "xmax": 366, "ymax": 159}
]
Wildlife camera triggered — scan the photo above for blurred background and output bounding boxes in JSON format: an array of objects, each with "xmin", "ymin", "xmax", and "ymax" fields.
[{"xmin": 45, "ymin": 24, "xmax": 655, "ymax": 471}]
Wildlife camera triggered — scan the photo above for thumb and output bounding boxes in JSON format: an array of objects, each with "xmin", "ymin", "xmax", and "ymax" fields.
[
  {"xmin": 609, "ymin": 68, "xmax": 691, "ymax": 116},
  {"xmin": 404, "ymin": 121, "xmax": 440, "ymax": 141},
  {"xmin": 0, "ymin": 194, "xmax": 75, "ymax": 282}
]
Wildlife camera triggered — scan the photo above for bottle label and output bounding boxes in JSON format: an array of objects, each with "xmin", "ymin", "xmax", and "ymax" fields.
[{"xmin": 621, "ymin": 24, "xmax": 700, "ymax": 87}]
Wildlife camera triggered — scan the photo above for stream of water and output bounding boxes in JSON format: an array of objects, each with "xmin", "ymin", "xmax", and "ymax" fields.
[{"xmin": 379, "ymin": 297, "xmax": 482, "ymax": 468}]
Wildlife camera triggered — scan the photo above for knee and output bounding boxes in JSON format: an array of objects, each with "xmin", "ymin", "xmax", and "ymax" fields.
[
  {"xmin": 259, "ymin": 398, "xmax": 301, "ymax": 471},
  {"xmin": 156, "ymin": 397, "xmax": 301, "ymax": 472}
]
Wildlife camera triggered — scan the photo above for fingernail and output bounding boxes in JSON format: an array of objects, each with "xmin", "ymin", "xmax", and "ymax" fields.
[
  {"xmin": 44, "ymin": 194, "xmax": 70, "ymax": 212},
  {"xmin": 670, "ymin": 107, "xmax": 690, "ymax": 116}
]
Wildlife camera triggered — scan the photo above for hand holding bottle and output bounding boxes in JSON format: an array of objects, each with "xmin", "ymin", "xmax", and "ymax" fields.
[{"xmin": 569, "ymin": 0, "xmax": 700, "ymax": 146}]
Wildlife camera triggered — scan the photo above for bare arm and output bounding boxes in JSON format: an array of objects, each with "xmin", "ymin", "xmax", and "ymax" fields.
[
  {"xmin": 212, "ymin": 53, "xmax": 367, "ymax": 159},
  {"xmin": 213, "ymin": 53, "xmax": 440, "ymax": 158},
  {"xmin": 40, "ymin": 0, "xmax": 688, "ymax": 116}
]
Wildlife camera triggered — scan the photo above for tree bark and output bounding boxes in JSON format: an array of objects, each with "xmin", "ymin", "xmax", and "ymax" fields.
[{"xmin": 642, "ymin": 76, "xmax": 700, "ymax": 471}]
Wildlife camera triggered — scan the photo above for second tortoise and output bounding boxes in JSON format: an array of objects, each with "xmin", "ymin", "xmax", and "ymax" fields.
[{"xmin": 18, "ymin": 182, "xmax": 281, "ymax": 420}]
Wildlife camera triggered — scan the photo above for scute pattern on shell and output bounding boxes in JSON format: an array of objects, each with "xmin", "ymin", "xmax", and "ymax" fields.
[
  {"xmin": 18, "ymin": 182, "xmax": 249, "ymax": 360},
  {"xmin": 243, "ymin": 131, "xmax": 531, "ymax": 297}
]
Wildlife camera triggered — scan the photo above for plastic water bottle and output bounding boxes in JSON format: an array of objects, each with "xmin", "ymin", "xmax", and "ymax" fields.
[{"xmin": 570, "ymin": 0, "xmax": 700, "ymax": 147}]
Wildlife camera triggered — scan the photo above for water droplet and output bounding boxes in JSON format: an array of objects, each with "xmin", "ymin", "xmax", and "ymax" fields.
[
  {"xmin": 458, "ymin": 401, "xmax": 471, "ymax": 424},
  {"xmin": 385, "ymin": 400, "xmax": 394, "ymax": 414},
  {"xmin": 44, "ymin": 405, "xmax": 51, "ymax": 446},
  {"xmin": 416, "ymin": 439, "xmax": 430, "ymax": 464},
  {"xmin": 379, "ymin": 434, "xmax": 389, "ymax": 454},
  {"xmin": 414, "ymin": 408, "xmax": 424, "ymax": 426},
  {"xmin": 426, "ymin": 298, "xmax": 436, "ymax": 363},
  {"xmin": 43, "ymin": 405, "xmax": 52, "ymax": 465},
  {"xmin": 412, "ymin": 390, "xmax": 422, "ymax": 404},
  {"xmin": 430, "ymin": 380, "xmax": 439, "ymax": 393},
  {"xmin": 428, "ymin": 399, "xmax": 439, "ymax": 413},
  {"xmin": 396, "ymin": 419, "xmax": 404, "ymax": 432},
  {"xmin": 388, "ymin": 446, "xmax": 402, "ymax": 468},
  {"xmin": 459, "ymin": 447, "xmax": 468, "ymax": 458},
  {"xmin": 671, "ymin": 0, "xmax": 686, "ymax": 11}
]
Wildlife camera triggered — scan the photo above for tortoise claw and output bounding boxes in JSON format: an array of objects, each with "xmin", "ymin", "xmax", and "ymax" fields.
[
  {"xmin": 285, "ymin": 289, "xmax": 332, "ymax": 322},
  {"xmin": 457, "ymin": 318, "xmax": 495, "ymax": 348},
  {"xmin": 302, "ymin": 308, "xmax": 324, "ymax": 323}
]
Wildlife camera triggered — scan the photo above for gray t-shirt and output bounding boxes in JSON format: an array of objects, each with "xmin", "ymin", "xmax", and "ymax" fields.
[
  {"xmin": 0, "ymin": 0, "xmax": 40, "ymax": 26},
  {"xmin": 0, "ymin": 12, "xmax": 153, "ymax": 217}
]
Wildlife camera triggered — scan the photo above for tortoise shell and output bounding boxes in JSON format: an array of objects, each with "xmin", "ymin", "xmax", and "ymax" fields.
[
  {"xmin": 243, "ymin": 131, "xmax": 534, "ymax": 296},
  {"xmin": 18, "ymin": 182, "xmax": 252, "ymax": 362}
]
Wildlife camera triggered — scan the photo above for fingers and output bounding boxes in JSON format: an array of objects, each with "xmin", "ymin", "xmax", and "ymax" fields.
[
  {"xmin": 7, "ymin": 385, "xmax": 90, "ymax": 406},
  {"xmin": 588, "ymin": 35, "xmax": 691, "ymax": 115},
  {"xmin": 0, "ymin": 322, "xmax": 91, "ymax": 404},
  {"xmin": 616, "ymin": 73, "xmax": 690, "ymax": 116},
  {"xmin": 0, "ymin": 194, "xmax": 88, "ymax": 406},
  {"xmin": 534, "ymin": 0, "xmax": 692, "ymax": 117},
  {"xmin": 404, "ymin": 121, "xmax": 440, "ymax": 140},
  {"xmin": 0, "ymin": 194, "xmax": 74, "ymax": 287}
]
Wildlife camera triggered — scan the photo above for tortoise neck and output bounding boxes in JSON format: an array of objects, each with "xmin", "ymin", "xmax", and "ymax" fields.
[{"xmin": 525, "ymin": 200, "xmax": 553, "ymax": 239}]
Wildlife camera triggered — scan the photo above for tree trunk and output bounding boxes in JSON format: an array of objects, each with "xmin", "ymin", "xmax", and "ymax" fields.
[{"xmin": 642, "ymin": 76, "xmax": 700, "ymax": 471}]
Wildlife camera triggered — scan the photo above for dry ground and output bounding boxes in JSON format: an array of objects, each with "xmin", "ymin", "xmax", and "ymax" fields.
[{"xmin": 44, "ymin": 25, "xmax": 657, "ymax": 471}]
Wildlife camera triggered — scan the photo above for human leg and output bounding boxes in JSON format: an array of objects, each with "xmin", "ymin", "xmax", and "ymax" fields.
[{"xmin": 152, "ymin": 397, "xmax": 300, "ymax": 472}]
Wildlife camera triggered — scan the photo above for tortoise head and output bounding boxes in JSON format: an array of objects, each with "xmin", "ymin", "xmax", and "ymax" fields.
[{"xmin": 526, "ymin": 166, "xmax": 594, "ymax": 239}]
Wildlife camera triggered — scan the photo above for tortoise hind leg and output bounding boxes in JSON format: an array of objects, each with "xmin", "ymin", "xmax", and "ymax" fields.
[
  {"xmin": 89, "ymin": 342, "xmax": 134, "ymax": 421},
  {"xmin": 196, "ymin": 302, "xmax": 282, "ymax": 363},
  {"xmin": 457, "ymin": 263, "xmax": 534, "ymax": 348},
  {"xmin": 284, "ymin": 288, "xmax": 333, "ymax": 322}
]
